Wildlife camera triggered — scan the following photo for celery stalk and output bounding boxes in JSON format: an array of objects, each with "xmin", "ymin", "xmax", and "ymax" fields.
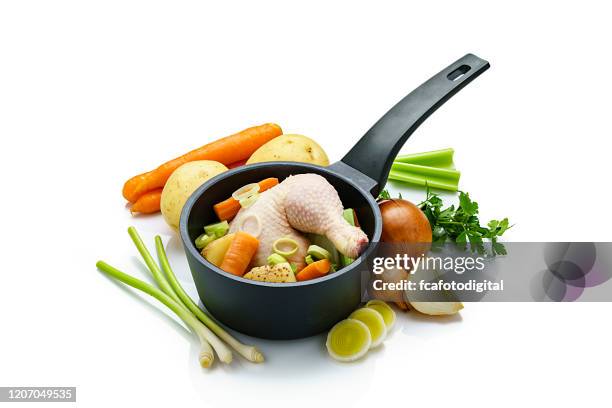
[
  {"xmin": 391, "ymin": 162, "xmax": 460, "ymax": 182},
  {"xmin": 388, "ymin": 170, "xmax": 459, "ymax": 191},
  {"xmin": 388, "ymin": 162, "xmax": 460, "ymax": 192},
  {"xmin": 96, "ymin": 260, "xmax": 216, "ymax": 368},
  {"xmin": 394, "ymin": 148, "xmax": 454, "ymax": 168},
  {"xmin": 204, "ymin": 221, "xmax": 229, "ymax": 238}
]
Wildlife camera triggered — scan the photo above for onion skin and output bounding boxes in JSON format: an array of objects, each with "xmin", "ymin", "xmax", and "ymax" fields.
[
  {"xmin": 379, "ymin": 199, "xmax": 432, "ymax": 249},
  {"xmin": 374, "ymin": 199, "xmax": 433, "ymax": 309}
]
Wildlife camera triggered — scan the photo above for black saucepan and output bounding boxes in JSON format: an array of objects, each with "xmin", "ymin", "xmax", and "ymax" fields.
[{"xmin": 180, "ymin": 53, "xmax": 490, "ymax": 339}]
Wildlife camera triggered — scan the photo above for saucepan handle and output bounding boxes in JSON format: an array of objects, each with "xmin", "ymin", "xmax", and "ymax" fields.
[{"xmin": 334, "ymin": 53, "xmax": 490, "ymax": 197}]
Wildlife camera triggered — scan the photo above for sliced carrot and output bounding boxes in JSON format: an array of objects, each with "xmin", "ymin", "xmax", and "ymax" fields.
[
  {"xmin": 296, "ymin": 259, "xmax": 331, "ymax": 282},
  {"xmin": 130, "ymin": 188, "xmax": 162, "ymax": 214},
  {"xmin": 219, "ymin": 231, "xmax": 259, "ymax": 276},
  {"xmin": 213, "ymin": 177, "xmax": 279, "ymax": 221},
  {"xmin": 257, "ymin": 177, "xmax": 280, "ymax": 192},
  {"xmin": 122, "ymin": 123, "xmax": 282, "ymax": 203}
]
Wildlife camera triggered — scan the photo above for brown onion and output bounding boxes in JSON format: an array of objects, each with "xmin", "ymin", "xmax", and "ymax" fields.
[
  {"xmin": 370, "ymin": 199, "xmax": 433, "ymax": 309},
  {"xmin": 379, "ymin": 199, "xmax": 432, "ymax": 248}
]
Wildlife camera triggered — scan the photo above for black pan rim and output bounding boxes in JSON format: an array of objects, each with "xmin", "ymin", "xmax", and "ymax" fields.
[{"xmin": 179, "ymin": 161, "xmax": 382, "ymax": 288}]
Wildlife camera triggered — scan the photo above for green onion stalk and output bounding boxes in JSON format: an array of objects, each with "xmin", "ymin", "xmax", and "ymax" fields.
[
  {"xmin": 154, "ymin": 236, "xmax": 264, "ymax": 363},
  {"xmin": 96, "ymin": 260, "xmax": 217, "ymax": 368},
  {"xmin": 126, "ymin": 227, "xmax": 233, "ymax": 365}
]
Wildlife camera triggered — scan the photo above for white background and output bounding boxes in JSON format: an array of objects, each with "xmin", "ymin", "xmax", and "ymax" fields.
[{"xmin": 1, "ymin": 1, "xmax": 611, "ymax": 407}]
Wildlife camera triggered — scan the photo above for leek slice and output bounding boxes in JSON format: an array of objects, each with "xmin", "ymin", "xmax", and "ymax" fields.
[
  {"xmin": 267, "ymin": 253, "xmax": 287, "ymax": 265},
  {"xmin": 195, "ymin": 233, "xmax": 215, "ymax": 249},
  {"xmin": 365, "ymin": 300, "xmax": 396, "ymax": 329},
  {"xmin": 307, "ymin": 244, "xmax": 331, "ymax": 260},
  {"xmin": 273, "ymin": 237, "xmax": 299, "ymax": 257},
  {"xmin": 326, "ymin": 319, "xmax": 371, "ymax": 362},
  {"xmin": 239, "ymin": 192, "xmax": 259, "ymax": 209},
  {"xmin": 306, "ymin": 234, "xmax": 340, "ymax": 266},
  {"xmin": 204, "ymin": 221, "xmax": 229, "ymax": 238},
  {"xmin": 349, "ymin": 308, "xmax": 387, "ymax": 348},
  {"xmin": 232, "ymin": 183, "xmax": 260, "ymax": 201}
]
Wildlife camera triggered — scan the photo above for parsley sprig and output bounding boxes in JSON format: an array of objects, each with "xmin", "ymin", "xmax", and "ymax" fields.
[
  {"xmin": 378, "ymin": 188, "xmax": 511, "ymax": 255},
  {"xmin": 418, "ymin": 189, "xmax": 510, "ymax": 255}
]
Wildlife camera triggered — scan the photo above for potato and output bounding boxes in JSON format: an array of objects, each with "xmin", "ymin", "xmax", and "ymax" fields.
[
  {"xmin": 160, "ymin": 160, "xmax": 228, "ymax": 230},
  {"xmin": 246, "ymin": 134, "xmax": 329, "ymax": 166},
  {"xmin": 202, "ymin": 233, "xmax": 235, "ymax": 266}
]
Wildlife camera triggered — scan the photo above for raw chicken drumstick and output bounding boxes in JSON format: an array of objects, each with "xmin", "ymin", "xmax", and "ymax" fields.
[
  {"xmin": 230, "ymin": 173, "xmax": 369, "ymax": 269},
  {"xmin": 282, "ymin": 174, "xmax": 368, "ymax": 258}
]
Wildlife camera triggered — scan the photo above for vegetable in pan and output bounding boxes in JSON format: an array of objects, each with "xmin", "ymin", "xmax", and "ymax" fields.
[
  {"xmin": 244, "ymin": 263, "xmax": 296, "ymax": 283},
  {"xmin": 295, "ymin": 259, "xmax": 331, "ymax": 281},
  {"xmin": 214, "ymin": 178, "xmax": 279, "ymax": 221},
  {"xmin": 219, "ymin": 231, "xmax": 260, "ymax": 276},
  {"xmin": 199, "ymin": 173, "xmax": 370, "ymax": 282},
  {"xmin": 202, "ymin": 233, "xmax": 235, "ymax": 266}
]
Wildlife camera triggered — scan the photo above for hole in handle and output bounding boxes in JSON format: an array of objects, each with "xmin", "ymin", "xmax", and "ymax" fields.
[{"xmin": 447, "ymin": 64, "xmax": 471, "ymax": 81}]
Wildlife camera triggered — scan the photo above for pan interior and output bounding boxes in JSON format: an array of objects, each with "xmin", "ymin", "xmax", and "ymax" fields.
[{"xmin": 185, "ymin": 163, "xmax": 378, "ymax": 257}]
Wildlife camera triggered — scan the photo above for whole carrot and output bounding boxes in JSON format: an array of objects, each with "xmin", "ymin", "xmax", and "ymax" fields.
[
  {"xmin": 130, "ymin": 188, "xmax": 163, "ymax": 214},
  {"xmin": 227, "ymin": 159, "xmax": 248, "ymax": 169},
  {"xmin": 122, "ymin": 123, "xmax": 282, "ymax": 203},
  {"xmin": 122, "ymin": 172, "xmax": 151, "ymax": 204}
]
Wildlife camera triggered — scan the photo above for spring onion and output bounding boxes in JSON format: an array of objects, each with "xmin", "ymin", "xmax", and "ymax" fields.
[
  {"xmin": 349, "ymin": 308, "xmax": 387, "ymax": 348},
  {"xmin": 127, "ymin": 227, "xmax": 233, "ymax": 364},
  {"xmin": 155, "ymin": 236, "xmax": 264, "ymax": 363},
  {"xmin": 204, "ymin": 221, "xmax": 229, "ymax": 238},
  {"xmin": 273, "ymin": 237, "xmax": 299, "ymax": 257},
  {"xmin": 326, "ymin": 319, "xmax": 371, "ymax": 362},
  {"xmin": 307, "ymin": 244, "xmax": 331, "ymax": 260},
  {"xmin": 195, "ymin": 233, "xmax": 215, "ymax": 249},
  {"xmin": 267, "ymin": 253, "xmax": 287, "ymax": 265},
  {"xmin": 127, "ymin": 227, "xmax": 180, "ymax": 304},
  {"xmin": 304, "ymin": 255, "xmax": 314, "ymax": 265},
  {"xmin": 96, "ymin": 260, "xmax": 216, "ymax": 368}
]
